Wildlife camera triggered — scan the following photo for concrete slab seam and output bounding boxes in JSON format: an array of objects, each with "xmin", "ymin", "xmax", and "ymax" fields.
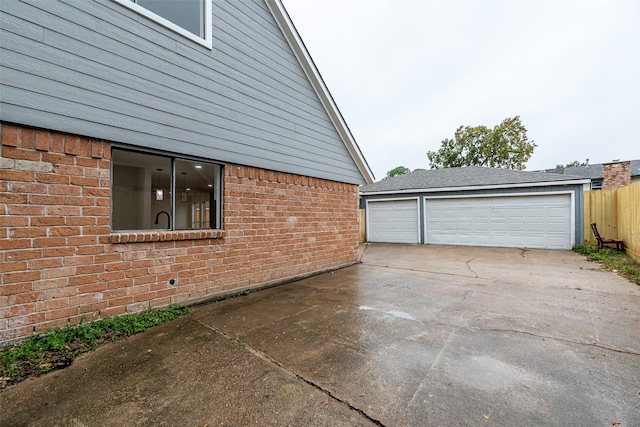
[
  {"xmin": 193, "ymin": 318, "xmax": 387, "ymax": 426},
  {"xmin": 407, "ymin": 328, "xmax": 457, "ymax": 408},
  {"xmin": 364, "ymin": 262, "xmax": 634, "ymax": 293},
  {"xmin": 358, "ymin": 243, "xmax": 369, "ymax": 263},
  {"xmin": 434, "ymin": 322, "xmax": 640, "ymax": 357},
  {"xmin": 365, "ymin": 262, "xmax": 483, "ymax": 280}
]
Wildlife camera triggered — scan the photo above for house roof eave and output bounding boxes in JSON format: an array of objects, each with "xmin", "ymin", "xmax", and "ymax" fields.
[
  {"xmin": 360, "ymin": 178, "xmax": 591, "ymax": 196},
  {"xmin": 265, "ymin": 0, "xmax": 375, "ymax": 184}
]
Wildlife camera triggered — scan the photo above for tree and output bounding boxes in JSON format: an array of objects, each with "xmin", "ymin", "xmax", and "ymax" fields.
[
  {"xmin": 555, "ymin": 160, "xmax": 587, "ymax": 168},
  {"xmin": 385, "ymin": 166, "xmax": 410, "ymax": 179},
  {"xmin": 427, "ymin": 116, "xmax": 536, "ymax": 170}
]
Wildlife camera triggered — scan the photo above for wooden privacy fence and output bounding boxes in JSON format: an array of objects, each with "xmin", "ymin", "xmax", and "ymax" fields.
[
  {"xmin": 359, "ymin": 208, "xmax": 366, "ymax": 243},
  {"xmin": 584, "ymin": 182, "xmax": 640, "ymax": 261}
]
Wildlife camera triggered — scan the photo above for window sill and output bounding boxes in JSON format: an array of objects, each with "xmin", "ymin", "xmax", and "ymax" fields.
[{"xmin": 110, "ymin": 229, "xmax": 225, "ymax": 244}]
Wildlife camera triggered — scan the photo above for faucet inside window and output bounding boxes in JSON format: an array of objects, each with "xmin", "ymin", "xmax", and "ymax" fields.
[{"xmin": 154, "ymin": 210, "xmax": 171, "ymax": 229}]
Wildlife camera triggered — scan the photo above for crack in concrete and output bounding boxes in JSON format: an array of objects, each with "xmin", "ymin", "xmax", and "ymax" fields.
[
  {"xmin": 588, "ymin": 309, "xmax": 601, "ymax": 343},
  {"xmin": 432, "ymin": 320, "xmax": 640, "ymax": 357},
  {"xmin": 364, "ymin": 263, "xmax": 640, "ymax": 356},
  {"xmin": 406, "ymin": 328, "xmax": 456, "ymax": 408},
  {"xmin": 194, "ymin": 319, "xmax": 387, "ymax": 427},
  {"xmin": 365, "ymin": 262, "xmax": 637, "ymax": 297},
  {"xmin": 465, "ymin": 258, "xmax": 479, "ymax": 278},
  {"xmin": 460, "ymin": 289, "xmax": 474, "ymax": 302},
  {"xmin": 365, "ymin": 262, "xmax": 480, "ymax": 280}
]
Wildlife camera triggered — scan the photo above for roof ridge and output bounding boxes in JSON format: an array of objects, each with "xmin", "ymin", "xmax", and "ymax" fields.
[{"xmin": 362, "ymin": 165, "xmax": 589, "ymax": 193}]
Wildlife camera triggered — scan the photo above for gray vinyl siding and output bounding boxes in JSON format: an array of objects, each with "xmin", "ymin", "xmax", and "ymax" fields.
[
  {"xmin": 0, "ymin": 0, "xmax": 366, "ymax": 184},
  {"xmin": 361, "ymin": 185, "xmax": 585, "ymax": 245}
]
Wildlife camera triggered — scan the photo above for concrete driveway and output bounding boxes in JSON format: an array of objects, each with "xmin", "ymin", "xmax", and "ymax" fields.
[{"xmin": 3, "ymin": 244, "xmax": 640, "ymax": 426}]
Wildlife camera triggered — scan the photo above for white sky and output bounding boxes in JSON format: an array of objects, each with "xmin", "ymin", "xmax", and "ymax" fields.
[{"xmin": 282, "ymin": 0, "xmax": 640, "ymax": 181}]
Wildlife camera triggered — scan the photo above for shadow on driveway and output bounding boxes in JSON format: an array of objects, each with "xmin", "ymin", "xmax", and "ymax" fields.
[{"xmin": 3, "ymin": 244, "xmax": 640, "ymax": 426}]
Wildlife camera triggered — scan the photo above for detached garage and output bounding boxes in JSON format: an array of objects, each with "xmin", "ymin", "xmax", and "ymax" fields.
[{"xmin": 361, "ymin": 166, "xmax": 589, "ymax": 250}]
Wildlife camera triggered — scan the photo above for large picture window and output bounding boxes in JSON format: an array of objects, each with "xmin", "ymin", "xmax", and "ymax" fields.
[
  {"xmin": 111, "ymin": 148, "xmax": 222, "ymax": 231},
  {"xmin": 112, "ymin": 0, "xmax": 212, "ymax": 48}
]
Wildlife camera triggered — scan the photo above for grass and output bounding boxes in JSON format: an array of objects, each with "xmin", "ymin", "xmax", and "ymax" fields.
[
  {"xmin": 573, "ymin": 244, "xmax": 640, "ymax": 285},
  {"xmin": 0, "ymin": 304, "xmax": 189, "ymax": 390}
]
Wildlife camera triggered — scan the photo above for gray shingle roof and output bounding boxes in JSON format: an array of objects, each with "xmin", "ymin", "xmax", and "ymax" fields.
[
  {"xmin": 360, "ymin": 166, "xmax": 586, "ymax": 193},
  {"xmin": 558, "ymin": 164, "xmax": 604, "ymax": 179},
  {"xmin": 548, "ymin": 160, "xmax": 640, "ymax": 179}
]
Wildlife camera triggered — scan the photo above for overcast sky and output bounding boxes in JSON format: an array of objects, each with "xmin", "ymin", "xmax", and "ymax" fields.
[{"xmin": 282, "ymin": 0, "xmax": 639, "ymax": 181}]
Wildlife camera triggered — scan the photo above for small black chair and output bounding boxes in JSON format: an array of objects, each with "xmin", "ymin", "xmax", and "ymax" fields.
[{"xmin": 590, "ymin": 223, "xmax": 624, "ymax": 251}]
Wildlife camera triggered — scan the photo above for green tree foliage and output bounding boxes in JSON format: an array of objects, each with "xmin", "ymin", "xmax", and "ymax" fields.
[
  {"xmin": 555, "ymin": 160, "xmax": 587, "ymax": 168},
  {"xmin": 427, "ymin": 116, "xmax": 536, "ymax": 170},
  {"xmin": 385, "ymin": 166, "xmax": 410, "ymax": 179}
]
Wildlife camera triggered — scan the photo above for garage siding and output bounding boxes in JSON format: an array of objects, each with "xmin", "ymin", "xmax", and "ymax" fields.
[
  {"xmin": 367, "ymin": 199, "xmax": 419, "ymax": 244},
  {"xmin": 424, "ymin": 194, "xmax": 572, "ymax": 250}
]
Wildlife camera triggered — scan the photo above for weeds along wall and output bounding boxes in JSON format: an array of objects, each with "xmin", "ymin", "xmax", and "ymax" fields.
[{"xmin": 0, "ymin": 124, "xmax": 361, "ymax": 342}]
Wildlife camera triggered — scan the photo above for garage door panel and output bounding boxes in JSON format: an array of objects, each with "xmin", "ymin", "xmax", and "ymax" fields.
[
  {"xmin": 457, "ymin": 221, "xmax": 474, "ymax": 232},
  {"xmin": 490, "ymin": 221, "xmax": 508, "ymax": 231},
  {"xmin": 547, "ymin": 222, "xmax": 567, "ymax": 232},
  {"xmin": 368, "ymin": 199, "xmax": 419, "ymax": 244},
  {"xmin": 508, "ymin": 222, "xmax": 527, "ymax": 233},
  {"xmin": 474, "ymin": 219, "xmax": 490, "ymax": 228},
  {"xmin": 474, "ymin": 235, "xmax": 492, "ymax": 245},
  {"xmin": 492, "ymin": 208, "xmax": 507, "ymax": 217},
  {"xmin": 425, "ymin": 194, "xmax": 572, "ymax": 250}
]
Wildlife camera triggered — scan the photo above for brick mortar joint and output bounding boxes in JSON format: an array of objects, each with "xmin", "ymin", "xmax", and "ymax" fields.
[
  {"xmin": 227, "ymin": 178, "xmax": 358, "ymax": 193},
  {"xmin": 225, "ymin": 164, "xmax": 359, "ymax": 193},
  {"xmin": 110, "ymin": 230, "xmax": 226, "ymax": 244},
  {"xmin": 1, "ymin": 123, "xmax": 111, "ymax": 160}
]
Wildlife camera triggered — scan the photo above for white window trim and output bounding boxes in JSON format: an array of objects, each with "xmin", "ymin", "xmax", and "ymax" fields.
[
  {"xmin": 112, "ymin": 0, "xmax": 212, "ymax": 49},
  {"xmin": 590, "ymin": 180, "xmax": 603, "ymax": 190}
]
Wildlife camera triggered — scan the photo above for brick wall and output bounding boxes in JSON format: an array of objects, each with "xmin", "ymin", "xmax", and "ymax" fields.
[
  {"xmin": 0, "ymin": 124, "xmax": 360, "ymax": 343},
  {"xmin": 602, "ymin": 161, "xmax": 631, "ymax": 190}
]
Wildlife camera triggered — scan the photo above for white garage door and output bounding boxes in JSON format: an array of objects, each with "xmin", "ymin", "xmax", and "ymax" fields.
[
  {"xmin": 425, "ymin": 194, "xmax": 572, "ymax": 249},
  {"xmin": 368, "ymin": 199, "xmax": 419, "ymax": 244}
]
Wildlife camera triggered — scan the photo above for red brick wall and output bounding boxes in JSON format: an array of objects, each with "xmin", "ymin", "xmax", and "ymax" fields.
[
  {"xmin": 602, "ymin": 161, "xmax": 631, "ymax": 190},
  {"xmin": 0, "ymin": 124, "xmax": 360, "ymax": 342}
]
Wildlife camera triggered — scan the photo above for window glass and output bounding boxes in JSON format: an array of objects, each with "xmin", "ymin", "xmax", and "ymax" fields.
[
  {"xmin": 112, "ymin": 150, "xmax": 171, "ymax": 231},
  {"xmin": 175, "ymin": 159, "xmax": 219, "ymax": 230},
  {"xmin": 135, "ymin": 0, "xmax": 204, "ymax": 38},
  {"xmin": 112, "ymin": 148, "xmax": 222, "ymax": 231}
]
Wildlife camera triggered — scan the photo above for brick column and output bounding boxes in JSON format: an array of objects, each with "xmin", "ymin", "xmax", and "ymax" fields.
[{"xmin": 602, "ymin": 161, "xmax": 631, "ymax": 190}]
